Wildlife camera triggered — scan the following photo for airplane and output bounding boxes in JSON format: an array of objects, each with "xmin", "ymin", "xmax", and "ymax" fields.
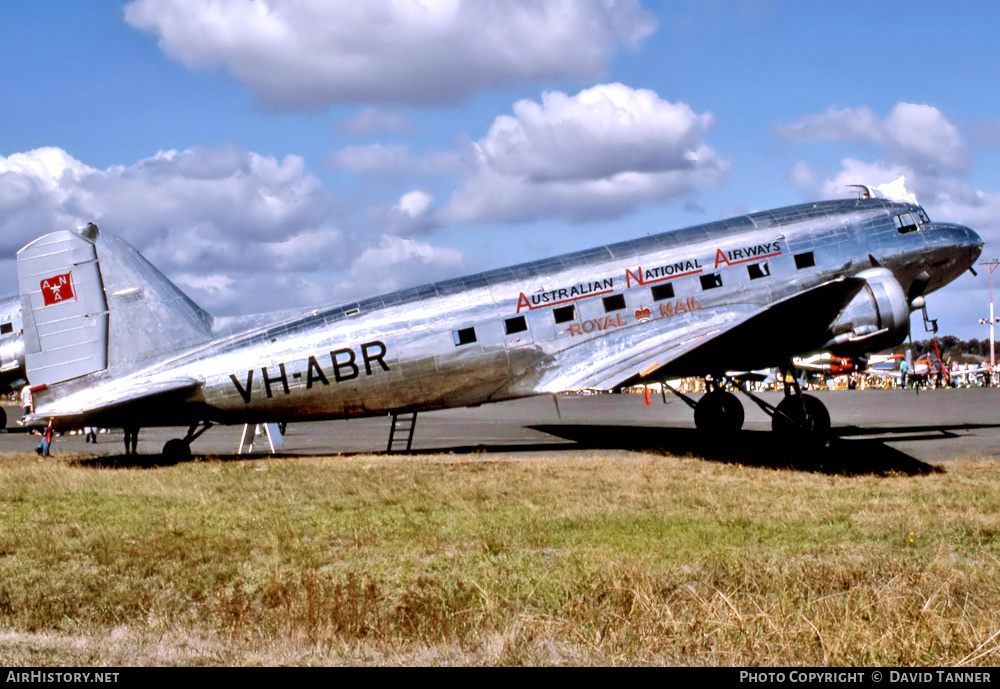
[
  {"xmin": 867, "ymin": 352, "xmax": 904, "ymax": 369},
  {"xmin": 11, "ymin": 182, "xmax": 982, "ymax": 456},
  {"xmin": 912, "ymin": 352, "xmax": 951, "ymax": 386},
  {"xmin": 0, "ymin": 296, "xmax": 27, "ymax": 427},
  {"xmin": 793, "ymin": 352, "xmax": 860, "ymax": 375},
  {"xmin": 866, "ymin": 349, "xmax": 957, "ymax": 387},
  {"xmin": 951, "ymin": 361, "xmax": 993, "ymax": 386},
  {"xmin": 722, "ymin": 355, "xmax": 857, "ymax": 395},
  {"xmin": 729, "ymin": 355, "xmax": 857, "ymax": 392}
]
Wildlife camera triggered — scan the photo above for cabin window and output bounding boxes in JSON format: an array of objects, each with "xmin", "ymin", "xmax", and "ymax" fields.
[
  {"xmin": 700, "ymin": 273, "xmax": 723, "ymax": 290},
  {"xmin": 453, "ymin": 327, "xmax": 477, "ymax": 346},
  {"xmin": 603, "ymin": 294, "xmax": 626, "ymax": 312},
  {"xmin": 794, "ymin": 252, "xmax": 815, "ymax": 269},
  {"xmin": 504, "ymin": 316, "xmax": 527, "ymax": 335},
  {"xmin": 650, "ymin": 283, "xmax": 675, "ymax": 302},
  {"xmin": 553, "ymin": 305, "xmax": 576, "ymax": 324},
  {"xmin": 893, "ymin": 212, "xmax": 919, "ymax": 234},
  {"xmin": 747, "ymin": 262, "xmax": 771, "ymax": 280},
  {"xmin": 0, "ymin": 322, "xmax": 11, "ymax": 335}
]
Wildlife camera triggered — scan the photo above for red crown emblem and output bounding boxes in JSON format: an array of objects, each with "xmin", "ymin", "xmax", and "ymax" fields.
[{"xmin": 635, "ymin": 307, "xmax": 651, "ymax": 321}]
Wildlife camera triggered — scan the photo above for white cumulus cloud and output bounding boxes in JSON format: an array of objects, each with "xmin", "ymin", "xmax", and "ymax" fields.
[
  {"xmin": 384, "ymin": 190, "xmax": 438, "ymax": 235},
  {"xmin": 337, "ymin": 234, "xmax": 466, "ymax": 299},
  {"xmin": 777, "ymin": 102, "xmax": 968, "ymax": 174},
  {"xmin": 124, "ymin": 0, "xmax": 657, "ymax": 108},
  {"xmin": 780, "ymin": 103, "xmax": 1000, "ymax": 260},
  {"xmin": 441, "ymin": 83, "xmax": 728, "ymax": 224},
  {"xmin": 0, "ymin": 146, "xmax": 338, "ymax": 313},
  {"xmin": 327, "ymin": 144, "xmax": 461, "ymax": 177}
]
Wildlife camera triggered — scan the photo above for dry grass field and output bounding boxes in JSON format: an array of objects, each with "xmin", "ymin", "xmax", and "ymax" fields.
[{"xmin": 0, "ymin": 448, "xmax": 998, "ymax": 666}]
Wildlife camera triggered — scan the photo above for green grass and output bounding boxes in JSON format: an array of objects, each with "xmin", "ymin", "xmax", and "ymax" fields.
[{"xmin": 0, "ymin": 450, "xmax": 999, "ymax": 665}]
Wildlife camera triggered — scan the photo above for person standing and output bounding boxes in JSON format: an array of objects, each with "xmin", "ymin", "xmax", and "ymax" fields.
[
  {"xmin": 35, "ymin": 420, "xmax": 53, "ymax": 457},
  {"xmin": 20, "ymin": 386, "xmax": 32, "ymax": 417},
  {"xmin": 123, "ymin": 425, "xmax": 139, "ymax": 455}
]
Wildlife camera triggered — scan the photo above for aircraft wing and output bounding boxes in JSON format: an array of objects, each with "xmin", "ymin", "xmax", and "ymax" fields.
[
  {"xmin": 865, "ymin": 367, "xmax": 901, "ymax": 379},
  {"xmin": 727, "ymin": 369, "xmax": 777, "ymax": 384},
  {"xmin": 793, "ymin": 356, "xmax": 854, "ymax": 373},
  {"xmin": 951, "ymin": 364, "xmax": 990, "ymax": 382},
  {"xmin": 505, "ymin": 276, "xmax": 867, "ymax": 394},
  {"xmin": 23, "ymin": 377, "xmax": 202, "ymax": 428}
]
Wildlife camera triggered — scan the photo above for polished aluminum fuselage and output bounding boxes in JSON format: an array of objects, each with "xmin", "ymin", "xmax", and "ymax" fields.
[
  {"xmin": 25, "ymin": 197, "xmax": 982, "ymax": 429},
  {"xmin": 0, "ymin": 296, "xmax": 25, "ymax": 393}
]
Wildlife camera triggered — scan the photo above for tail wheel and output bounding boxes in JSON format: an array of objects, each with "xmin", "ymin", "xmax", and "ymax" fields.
[
  {"xmin": 772, "ymin": 394, "xmax": 831, "ymax": 437},
  {"xmin": 694, "ymin": 390, "xmax": 745, "ymax": 433}
]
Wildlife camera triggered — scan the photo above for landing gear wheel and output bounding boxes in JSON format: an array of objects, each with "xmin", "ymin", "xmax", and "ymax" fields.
[
  {"xmin": 772, "ymin": 394, "xmax": 831, "ymax": 438},
  {"xmin": 162, "ymin": 438, "xmax": 192, "ymax": 461},
  {"xmin": 694, "ymin": 390, "xmax": 745, "ymax": 433},
  {"xmin": 0, "ymin": 406, "xmax": 6, "ymax": 429}
]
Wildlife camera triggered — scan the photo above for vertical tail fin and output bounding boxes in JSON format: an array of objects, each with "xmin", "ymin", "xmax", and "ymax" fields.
[
  {"xmin": 17, "ymin": 223, "xmax": 213, "ymax": 387},
  {"xmin": 94, "ymin": 230, "xmax": 213, "ymax": 368}
]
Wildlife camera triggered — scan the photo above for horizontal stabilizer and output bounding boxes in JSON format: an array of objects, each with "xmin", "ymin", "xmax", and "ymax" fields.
[{"xmin": 20, "ymin": 376, "xmax": 201, "ymax": 428}]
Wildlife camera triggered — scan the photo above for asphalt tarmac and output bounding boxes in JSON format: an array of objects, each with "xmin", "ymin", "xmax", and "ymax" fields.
[{"xmin": 2, "ymin": 388, "xmax": 999, "ymax": 474}]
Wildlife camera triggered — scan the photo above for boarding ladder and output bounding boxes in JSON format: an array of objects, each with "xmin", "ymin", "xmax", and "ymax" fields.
[{"xmin": 387, "ymin": 411, "xmax": 418, "ymax": 453}]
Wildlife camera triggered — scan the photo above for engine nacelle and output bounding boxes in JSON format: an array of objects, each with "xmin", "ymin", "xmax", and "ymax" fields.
[{"xmin": 824, "ymin": 268, "xmax": 911, "ymax": 355}]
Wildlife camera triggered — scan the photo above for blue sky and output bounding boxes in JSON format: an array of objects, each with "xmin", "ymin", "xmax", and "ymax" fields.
[{"xmin": 3, "ymin": 0, "xmax": 999, "ymax": 340}]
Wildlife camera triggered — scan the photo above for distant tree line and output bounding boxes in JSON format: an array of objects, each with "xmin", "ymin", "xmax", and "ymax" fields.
[{"xmin": 880, "ymin": 336, "xmax": 998, "ymax": 363}]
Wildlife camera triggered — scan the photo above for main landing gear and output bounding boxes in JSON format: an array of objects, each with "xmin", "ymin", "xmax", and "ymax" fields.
[
  {"xmin": 693, "ymin": 380, "xmax": 744, "ymax": 433},
  {"xmin": 674, "ymin": 367, "xmax": 831, "ymax": 441},
  {"xmin": 162, "ymin": 421, "xmax": 212, "ymax": 460},
  {"xmin": 771, "ymin": 370, "xmax": 831, "ymax": 439}
]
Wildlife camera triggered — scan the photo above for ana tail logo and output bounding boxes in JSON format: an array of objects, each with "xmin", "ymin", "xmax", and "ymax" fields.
[{"xmin": 40, "ymin": 273, "xmax": 76, "ymax": 306}]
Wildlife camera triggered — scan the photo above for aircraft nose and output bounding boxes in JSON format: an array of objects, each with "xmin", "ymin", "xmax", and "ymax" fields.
[
  {"xmin": 939, "ymin": 222, "xmax": 983, "ymax": 266},
  {"xmin": 964, "ymin": 224, "xmax": 984, "ymax": 264}
]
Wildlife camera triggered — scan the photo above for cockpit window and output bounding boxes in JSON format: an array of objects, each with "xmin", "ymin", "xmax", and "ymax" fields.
[
  {"xmin": 893, "ymin": 212, "xmax": 920, "ymax": 234},
  {"xmin": 916, "ymin": 208, "xmax": 930, "ymax": 223}
]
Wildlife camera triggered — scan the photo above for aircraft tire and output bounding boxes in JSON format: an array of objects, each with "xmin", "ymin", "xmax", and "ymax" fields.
[
  {"xmin": 0, "ymin": 406, "xmax": 5, "ymax": 430},
  {"xmin": 694, "ymin": 390, "xmax": 744, "ymax": 433},
  {"xmin": 162, "ymin": 438, "xmax": 192, "ymax": 461},
  {"xmin": 772, "ymin": 395, "xmax": 831, "ymax": 438}
]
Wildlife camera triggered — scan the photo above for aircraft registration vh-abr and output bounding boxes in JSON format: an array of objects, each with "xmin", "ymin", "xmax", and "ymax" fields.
[{"xmin": 7, "ymin": 181, "xmax": 983, "ymax": 456}]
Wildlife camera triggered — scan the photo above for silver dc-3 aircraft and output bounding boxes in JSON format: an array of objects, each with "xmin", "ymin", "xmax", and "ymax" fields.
[
  {"xmin": 7, "ymin": 182, "xmax": 983, "ymax": 456},
  {"xmin": 0, "ymin": 298, "xmax": 26, "ymax": 426}
]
